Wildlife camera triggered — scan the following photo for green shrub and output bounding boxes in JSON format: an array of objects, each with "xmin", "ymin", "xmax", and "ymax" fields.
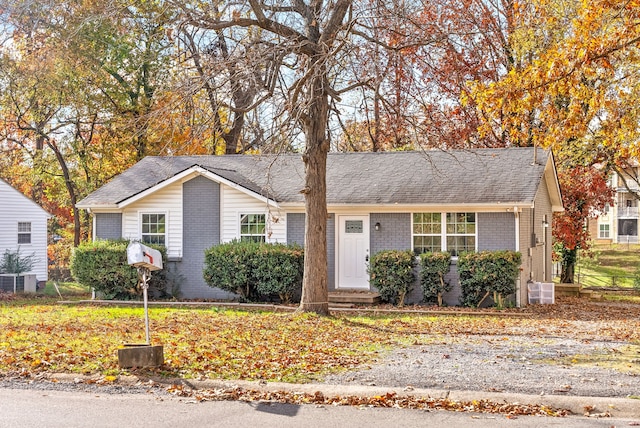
[
  {"xmin": 203, "ymin": 241, "xmax": 304, "ymax": 302},
  {"xmin": 457, "ymin": 250, "xmax": 522, "ymax": 308},
  {"xmin": 70, "ymin": 239, "xmax": 167, "ymax": 300},
  {"xmin": 0, "ymin": 247, "xmax": 37, "ymax": 276},
  {"xmin": 203, "ymin": 240, "xmax": 257, "ymax": 300},
  {"xmin": 253, "ymin": 244, "xmax": 304, "ymax": 303},
  {"xmin": 419, "ymin": 252, "xmax": 452, "ymax": 306},
  {"xmin": 368, "ymin": 250, "xmax": 416, "ymax": 306}
]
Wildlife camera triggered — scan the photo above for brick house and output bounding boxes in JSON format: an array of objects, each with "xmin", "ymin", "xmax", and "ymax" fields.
[{"xmin": 77, "ymin": 148, "xmax": 563, "ymax": 306}]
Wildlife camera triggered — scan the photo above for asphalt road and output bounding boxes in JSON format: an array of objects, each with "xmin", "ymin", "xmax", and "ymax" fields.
[{"xmin": 0, "ymin": 387, "xmax": 637, "ymax": 428}]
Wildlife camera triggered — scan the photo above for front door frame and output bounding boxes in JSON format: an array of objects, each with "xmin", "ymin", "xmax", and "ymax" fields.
[{"xmin": 336, "ymin": 214, "xmax": 370, "ymax": 289}]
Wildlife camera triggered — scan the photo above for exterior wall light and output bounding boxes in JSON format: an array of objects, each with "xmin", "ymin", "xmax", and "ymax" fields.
[{"xmin": 374, "ymin": 222, "xmax": 381, "ymax": 231}]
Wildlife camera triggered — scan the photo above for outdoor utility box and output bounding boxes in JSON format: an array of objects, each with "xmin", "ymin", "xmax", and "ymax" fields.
[
  {"xmin": 527, "ymin": 282, "xmax": 555, "ymax": 304},
  {"xmin": 118, "ymin": 344, "xmax": 164, "ymax": 368},
  {"xmin": 0, "ymin": 274, "xmax": 37, "ymax": 293},
  {"xmin": 22, "ymin": 274, "xmax": 37, "ymax": 293},
  {"xmin": 126, "ymin": 242, "xmax": 163, "ymax": 271}
]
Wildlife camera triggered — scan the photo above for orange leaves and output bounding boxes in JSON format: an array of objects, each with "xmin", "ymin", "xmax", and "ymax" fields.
[
  {"xmin": 1, "ymin": 299, "xmax": 639, "ymax": 384},
  {"xmin": 166, "ymin": 386, "xmax": 570, "ymax": 416},
  {"xmin": 473, "ymin": 0, "xmax": 640, "ymax": 156}
]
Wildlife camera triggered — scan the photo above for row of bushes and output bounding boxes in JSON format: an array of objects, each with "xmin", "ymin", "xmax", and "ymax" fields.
[
  {"xmin": 368, "ymin": 250, "xmax": 452, "ymax": 307},
  {"xmin": 70, "ymin": 239, "xmax": 303, "ymax": 302},
  {"xmin": 70, "ymin": 239, "xmax": 520, "ymax": 307},
  {"xmin": 369, "ymin": 249, "xmax": 521, "ymax": 307}
]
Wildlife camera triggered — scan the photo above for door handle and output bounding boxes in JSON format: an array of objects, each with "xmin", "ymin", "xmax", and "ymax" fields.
[{"xmin": 365, "ymin": 255, "xmax": 369, "ymax": 262}]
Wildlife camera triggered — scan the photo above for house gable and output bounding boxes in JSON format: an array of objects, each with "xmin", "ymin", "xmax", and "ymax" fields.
[{"xmin": 117, "ymin": 166, "xmax": 278, "ymax": 209}]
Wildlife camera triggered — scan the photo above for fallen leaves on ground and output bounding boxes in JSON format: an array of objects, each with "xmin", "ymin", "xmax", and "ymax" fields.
[
  {"xmin": 165, "ymin": 384, "xmax": 570, "ymax": 417},
  {"xmin": 0, "ymin": 296, "xmax": 638, "ymax": 382}
]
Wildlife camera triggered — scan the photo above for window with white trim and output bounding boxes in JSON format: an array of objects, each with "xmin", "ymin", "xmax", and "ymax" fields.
[
  {"xmin": 17, "ymin": 222, "xmax": 31, "ymax": 244},
  {"xmin": 446, "ymin": 212, "xmax": 476, "ymax": 256},
  {"xmin": 240, "ymin": 214, "xmax": 266, "ymax": 243},
  {"xmin": 141, "ymin": 214, "xmax": 166, "ymax": 245},
  {"xmin": 412, "ymin": 212, "xmax": 476, "ymax": 256},
  {"xmin": 412, "ymin": 213, "xmax": 442, "ymax": 253},
  {"xmin": 599, "ymin": 224, "xmax": 610, "ymax": 239}
]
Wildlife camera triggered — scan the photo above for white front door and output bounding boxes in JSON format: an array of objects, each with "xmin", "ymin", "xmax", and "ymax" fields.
[{"xmin": 337, "ymin": 215, "xmax": 370, "ymax": 289}]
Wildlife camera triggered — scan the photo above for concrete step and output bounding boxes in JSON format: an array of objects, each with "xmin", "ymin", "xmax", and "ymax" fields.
[
  {"xmin": 555, "ymin": 283, "xmax": 582, "ymax": 297},
  {"xmin": 328, "ymin": 291, "xmax": 381, "ymax": 304},
  {"xmin": 579, "ymin": 289, "xmax": 603, "ymax": 301}
]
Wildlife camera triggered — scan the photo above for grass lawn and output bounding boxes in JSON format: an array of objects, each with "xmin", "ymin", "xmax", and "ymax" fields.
[
  {"xmin": 1, "ymin": 297, "xmax": 639, "ymax": 383},
  {"xmin": 576, "ymin": 244, "xmax": 640, "ymax": 287},
  {"xmin": 40, "ymin": 282, "xmax": 92, "ymax": 299}
]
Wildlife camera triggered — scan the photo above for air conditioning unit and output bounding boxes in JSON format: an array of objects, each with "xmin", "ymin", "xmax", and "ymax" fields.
[
  {"xmin": 22, "ymin": 274, "xmax": 37, "ymax": 293},
  {"xmin": 0, "ymin": 273, "xmax": 37, "ymax": 293}
]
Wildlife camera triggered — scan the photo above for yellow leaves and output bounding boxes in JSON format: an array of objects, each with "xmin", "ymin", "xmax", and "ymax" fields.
[
  {"xmin": 165, "ymin": 386, "xmax": 570, "ymax": 416},
  {"xmin": 1, "ymin": 299, "xmax": 639, "ymax": 382}
]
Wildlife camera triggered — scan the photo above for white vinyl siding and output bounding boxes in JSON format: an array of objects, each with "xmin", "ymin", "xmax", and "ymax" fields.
[
  {"xmin": 221, "ymin": 185, "xmax": 286, "ymax": 243},
  {"xmin": 0, "ymin": 179, "xmax": 49, "ymax": 281},
  {"xmin": 122, "ymin": 181, "xmax": 183, "ymax": 258}
]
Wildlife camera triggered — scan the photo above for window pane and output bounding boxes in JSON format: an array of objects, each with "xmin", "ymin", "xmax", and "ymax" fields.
[
  {"xmin": 413, "ymin": 213, "xmax": 443, "ymax": 254},
  {"xmin": 18, "ymin": 234, "xmax": 31, "ymax": 244},
  {"xmin": 240, "ymin": 213, "xmax": 266, "ymax": 240},
  {"xmin": 141, "ymin": 213, "xmax": 166, "ymax": 247}
]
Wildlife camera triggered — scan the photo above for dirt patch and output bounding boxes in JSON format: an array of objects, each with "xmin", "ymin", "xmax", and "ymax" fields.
[{"xmin": 323, "ymin": 335, "xmax": 640, "ymax": 398}]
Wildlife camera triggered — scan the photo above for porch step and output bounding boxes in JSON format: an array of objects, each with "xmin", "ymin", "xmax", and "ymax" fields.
[
  {"xmin": 328, "ymin": 291, "xmax": 381, "ymax": 305},
  {"xmin": 555, "ymin": 283, "xmax": 603, "ymax": 300},
  {"xmin": 554, "ymin": 283, "xmax": 582, "ymax": 297},
  {"xmin": 578, "ymin": 289, "xmax": 603, "ymax": 301}
]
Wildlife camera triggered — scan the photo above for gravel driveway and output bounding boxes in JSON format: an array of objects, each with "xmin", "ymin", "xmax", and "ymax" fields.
[{"xmin": 324, "ymin": 334, "xmax": 640, "ymax": 398}]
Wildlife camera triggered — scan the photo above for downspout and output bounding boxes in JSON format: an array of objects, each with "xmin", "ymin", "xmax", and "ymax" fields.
[
  {"xmin": 89, "ymin": 209, "xmax": 96, "ymax": 300},
  {"xmin": 91, "ymin": 210, "xmax": 96, "ymax": 241},
  {"xmin": 543, "ymin": 214, "xmax": 548, "ymax": 281},
  {"xmin": 514, "ymin": 207, "xmax": 521, "ymax": 307}
]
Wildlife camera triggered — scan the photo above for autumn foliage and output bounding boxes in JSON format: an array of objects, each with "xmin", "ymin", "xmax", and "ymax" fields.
[{"xmin": 553, "ymin": 166, "xmax": 614, "ymax": 283}]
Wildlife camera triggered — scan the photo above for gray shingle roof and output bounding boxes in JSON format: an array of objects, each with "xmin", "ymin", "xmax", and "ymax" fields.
[{"xmin": 77, "ymin": 148, "xmax": 553, "ymax": 207}]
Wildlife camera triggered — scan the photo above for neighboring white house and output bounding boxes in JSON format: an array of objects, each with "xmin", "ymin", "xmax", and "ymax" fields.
[
  {"xmin": 0, "ymin": 178, "xmax": 50, "ymax": 289},
  {"xmin": 590, "ymin": 167, "xmax": 640, "ymax": 245}
]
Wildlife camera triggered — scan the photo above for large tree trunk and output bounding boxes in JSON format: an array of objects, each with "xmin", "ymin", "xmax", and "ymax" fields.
[
  {"xmin": 298, "ymin": 75, "xmax": 331, "ymax": 316},
  {"xmin": 559, "ymin": 247, "xmax": 577, "ymax": 283},
  {"xmin": 47, "ymin": 140, "xmax": 81, "ymax": 247}
]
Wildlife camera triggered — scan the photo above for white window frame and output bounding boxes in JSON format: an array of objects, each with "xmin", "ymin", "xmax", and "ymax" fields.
[
  {"xmin": 599, "ymin": 223, "xmax": 610, "ymax": 239},
  {"xmin": 412, "ymin": 212, "xmax": 477, "ymax": 256},
  {"xmin": 17, "ymin": 222, "xmax": 31, "ymax": 244},
  {"xmin": 140, "ymin": 212, "xmax": 167, "ymax": 246},
  {"xmin": 239, "ymin": 213, "xmax": 266, "ymax": 243},
  {"xmin": 412, "ymin": 213, "xmax": 442, "ymax": 254}
]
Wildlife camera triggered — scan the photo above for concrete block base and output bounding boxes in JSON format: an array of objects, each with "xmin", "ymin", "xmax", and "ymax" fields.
[{"xmin": 117, "ymin": 344, "xmax": 164, "ymax": 368}]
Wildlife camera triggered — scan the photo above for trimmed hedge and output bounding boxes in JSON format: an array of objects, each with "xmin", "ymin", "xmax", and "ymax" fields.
[
  {"xmin": 203, "ymin": 241, "xmax": 304, "ymax": 303},
  {"xmin": 457, "ymin": 250, "xmax": 522, "ymax": 308},
  {"xmin": 419, "ymin": 252, "xmax": 452, "ymax": 306},
  {"xmin": 368, "ymin": 250, "xmax": 416, "ymax": 306},
  {"xmin": 70, "ymin": 239, "xmax": 168, "ymax": 300}
]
